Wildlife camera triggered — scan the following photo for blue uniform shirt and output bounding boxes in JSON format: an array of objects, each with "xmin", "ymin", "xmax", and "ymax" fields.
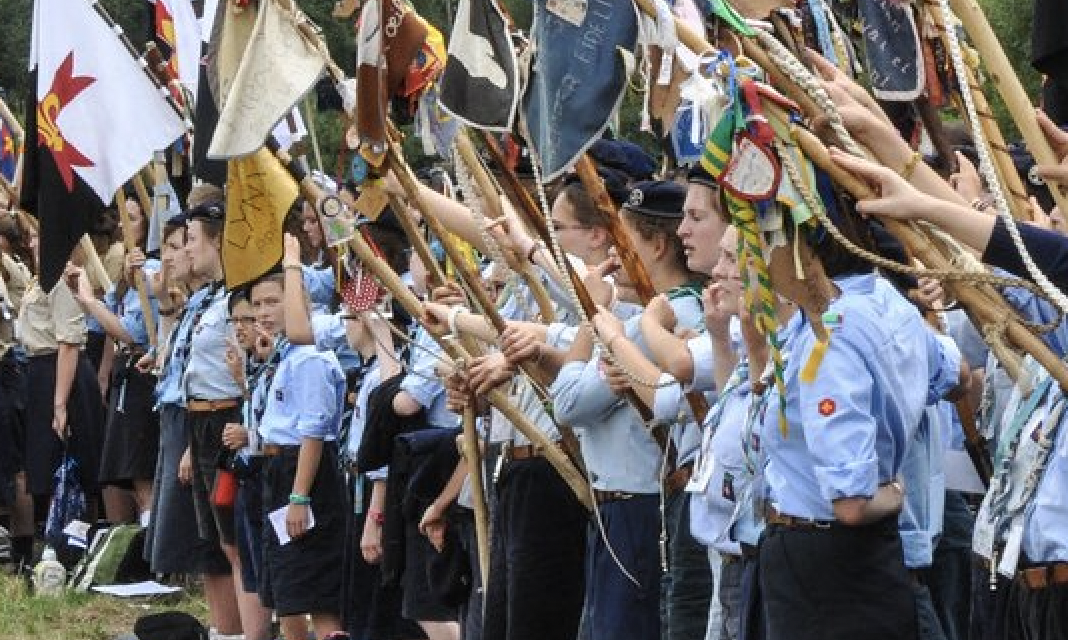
[
  {"xmin": 183, "ymin": 285, "xmax": 243, "ymax": 403},
  {"xmin": 104, "ymin": 258, "xmax": 161, "ymax": 349},
  {"xmin": 899, "ymin": 405, "xmax": 948, "ymax": 568},
  {"xmin": 310, "ymin": 312, "xmax": 363, "ymax": 372},
  {"xmin": 303, "ymin": 264, "xmax": 336, "ymax": 314},
  {"xmin": 400, "ymin": 326, "xmax": 453, "ymax": 429},
  {"xmin": 156, "ymin": 284, "xmax": 213, "ymax": 406},
  {"xmin": 764, "ymin": 274, "xmax": 958, "ymax": 521},
  {"xmin": 257, "ymin": 343, "xmax": 346, "ymax": 445}
]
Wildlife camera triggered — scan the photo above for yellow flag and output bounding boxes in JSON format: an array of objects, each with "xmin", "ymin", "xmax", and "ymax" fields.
[{"xmin": 223, "ymin": 147, "xmax": 299, "ymax": 288}]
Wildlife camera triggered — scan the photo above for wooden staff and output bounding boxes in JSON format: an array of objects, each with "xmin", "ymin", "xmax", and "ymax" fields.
[
  {"xmin": 78, "ymin": 234, "xmax": 113, "ymax": 293},
  {"xmin": 0, "ymin": 95, "xmax": 24, "ymax": 141},
  {"xmin": 343, "ymin": 217, "xmax": 595, "ymax": 510},
  {"xmin": 271, "ymin": 140, "xmax": 594, "ymax": 509},
  {"xmin": 114, "ymin": 189, "xmax": 158, "ymax": 347},
  {"xmin": 948, "ymin": 0, "xmax": 1068, "ymax": 214},
  {"xmin": 460, "ymin": 398, "xmax": 490, "ymax": 588},
  {"xmin": 454, "ymin": 131, "xmax": 557, "ymax": 323},
  {"xmin": 923, "ymin": 0, "xmax": 1032, "ymax": 221},
  {"xmin": 794, "ymin": 125, "xmax": 1068, "ymax": 391}
]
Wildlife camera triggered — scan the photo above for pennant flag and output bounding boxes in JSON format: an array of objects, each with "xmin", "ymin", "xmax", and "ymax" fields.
[
  {"xmin": 438, "ymin": 0, "xmax": 519, "ymax": 131},
  {"xmin": 0, "ymin": 118, "xmax": 15, "ymax": 182},
  {"xmin": 149, "ymin": 0, "xmax": 201, "ymax": 99},
  {"xmin": 520, "ymin": 0, "xmax": 639, "ymax": 180},
  {"xmin": 208, "ymin": 0, "xmax": 326, "ymax": 159},
  {"xmin": 859, "ymin": 0, "xmax": 924, "ymax": 101},
  {"xmin": 21, "ymin": 0, "xmax": 186, "ymax": 290},
  {"xmin": 223, "ymin": 147, "xmax": 299, "ymax": 289},
  {"xmin": 354, "ymin": 0, "xmax": 428, "ymax": 166}
]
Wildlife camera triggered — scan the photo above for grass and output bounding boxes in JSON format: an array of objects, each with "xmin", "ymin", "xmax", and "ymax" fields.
[{"xmin": 0, "ymin": 571, "xmax": 208, "ymax": 640}]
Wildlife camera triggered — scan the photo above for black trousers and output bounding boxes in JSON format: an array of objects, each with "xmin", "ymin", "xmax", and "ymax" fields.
[
  {"xmin": 759, "ymin": 518, "xmax": 917, "ymax": 640},
  {"xmin": 1004, "ymin": 570, "xmax": 1068, "ymax": 640},
  {"xmin": 482, "ymin": 457, "xmax": 587, "ymax": 640}
]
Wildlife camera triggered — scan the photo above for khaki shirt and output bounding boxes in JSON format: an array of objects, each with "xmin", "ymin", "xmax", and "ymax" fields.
[
  {"xmin": 0, "ymin": 254, "xmax": 32, "ymax": 312},
  {"xmin": 17, "ymin": 279, "xmax": 87, "ymax": 354}
]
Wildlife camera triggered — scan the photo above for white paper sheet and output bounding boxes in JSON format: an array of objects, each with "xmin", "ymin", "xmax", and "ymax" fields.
[
  {"xmin": 92, "ymin": 581, "xmax": 183, "ymax": 597},
  {"xmin": 268, "ymin": 505, "xmax": 316, "ymax": 545}
]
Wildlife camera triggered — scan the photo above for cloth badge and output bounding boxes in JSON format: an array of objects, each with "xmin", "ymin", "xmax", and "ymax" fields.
[{"xmin": 817, "ymin": 398, "xmax": 836, "ymax": 417}]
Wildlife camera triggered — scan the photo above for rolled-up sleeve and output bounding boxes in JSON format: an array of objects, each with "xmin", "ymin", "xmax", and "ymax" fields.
[
  {"xmin": 687, "ymin": 334, "xmax": 716, "ymax": 393},
  {"xmin": 800, "ymin": 335, "xmax": 879, "ymax": 502},
  {"xmin": 292, "ymin": 355, "xmax": 343, "ymax": 439},
  {"xmin": 51, "ymin": 282, "xmax": 87, "ymax": 346},
  {"xmin": 550, "ymin": 358, "xmax": 621, "ymax": 426},
  {"xmin": 652, "ymin": 374, "xmax": 683, "ymax": 422},
  {"xmin": 926, "ymin": 333, "xmax": 962, "ymax": 405}
]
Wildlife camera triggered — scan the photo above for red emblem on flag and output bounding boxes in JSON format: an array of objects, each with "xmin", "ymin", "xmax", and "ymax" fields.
[
  {"xmin": 37, "ymin": 52, "xmax": 96, "ymax": 192},
  {"xmin": 818, "ymin": 398, "xmax": 836, "ymax": 417}
]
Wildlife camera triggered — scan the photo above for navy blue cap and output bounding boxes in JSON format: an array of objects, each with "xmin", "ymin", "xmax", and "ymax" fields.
[
  {"xmin": 687, "ymin": 163, "xmax": 717, "ymax": 189},
  {"xmin": 186, "ymin": 200, "xmax": 225, "ymax": 223},
  {"xmin": 622, "ymin": 180, "xmax": 686, "ymax": 219},
  {"xmin": 590, "ymin": 139, "xmax": 657, "ymax": 181}
]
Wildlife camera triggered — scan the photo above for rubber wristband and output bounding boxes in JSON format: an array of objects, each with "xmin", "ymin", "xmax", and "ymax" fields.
[{"xmin": 288, "ymin": 493, "xmax": 312, "ymax": 505}]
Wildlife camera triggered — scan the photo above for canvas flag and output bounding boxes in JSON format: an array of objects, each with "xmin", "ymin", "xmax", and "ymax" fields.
[
  {"xmin": 21, "ymin": 0, "xmax": 186, "ymax": 290},
  {"xmin": 223, "ymin": 147, "xmax": 299, "ymax": 288},
  {"xmin": 0, "ymin": 117, "xmax": 15, "ymax": 182},
  {"xmin": 208, "ymin": 0, "xmax": 326, "ymax": 159},
  {"xmin": 354, "ymin": 0, "xmax": 428, "ymax": 166},
  {"xmin": 148, "ymin": 0, "xmax": 201, "ymax": 98},
  {"xmin": 859, "ymin": 0, "xmax": 924, "ymax": 101},
  {"xmin": 520, "ymin": 0, "xmax": 639, "ymax": 180},
  {"xmin": 438, "ymin": 0, "xmax": 519, "ymax": 131}
]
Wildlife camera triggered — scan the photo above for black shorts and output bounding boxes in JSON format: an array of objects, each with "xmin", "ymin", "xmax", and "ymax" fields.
[
  {"xmin": 188, "ymin": 404, "xmax": 240, "ymax": 546},
  {"xmin": 259, "ymin": 442, "xmax": 347, "ymax": 617}
]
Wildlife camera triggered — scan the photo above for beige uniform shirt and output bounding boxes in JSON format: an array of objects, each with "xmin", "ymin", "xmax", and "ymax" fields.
[{"xmin": 16, "ymin": 280, "xmax": 87, "ymax": 355}]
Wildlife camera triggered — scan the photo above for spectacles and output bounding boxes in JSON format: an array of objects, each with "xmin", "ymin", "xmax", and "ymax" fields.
[
  {"xmin": 227, "ymin": 316, "xmax": 257, "ymax": 325},
  {"xmin": 550, "ymin": 220, "xmax": 589, "ymax": 232}
]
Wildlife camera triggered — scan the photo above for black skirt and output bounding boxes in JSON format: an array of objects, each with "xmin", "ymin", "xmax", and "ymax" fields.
[
  {"xmin": 23, "ymin": 352, "xmax": 106, "ymax": 497},
  {"xmin": 98, "ymin": 354, "xmax": 160, "ymax": 485}
]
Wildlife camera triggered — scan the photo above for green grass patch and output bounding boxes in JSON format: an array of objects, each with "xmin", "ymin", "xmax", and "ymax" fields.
[{"xmin": 0, "ymin": 571, "xmax": 207, "ymax": 640}]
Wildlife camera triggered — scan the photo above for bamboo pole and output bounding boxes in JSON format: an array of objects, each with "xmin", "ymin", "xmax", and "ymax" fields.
[
  {"xmin": 923, "ymin": 0, "xmax": 1031, "ymax": 221},
  {"xmin": 344, "ymin": 219, "xmax": 595, "ymax": 510},
  {"xmin": 454, "ymin": 132, "xmax": 557, "ymax": 323},
  {"xmin": 460, "ymin": 406, "xmax": 490, "ymax": 588},
  {"xmin": 794, "ymin": 125, "xmax": 1068, "ymax": 390},
  {"xmin": 79, "ymin": 234, "xmax": 113, "ymax": 293},
  {"xmin": 948, "ymin": 0, "xmax": 1068, "ymax": 213}
]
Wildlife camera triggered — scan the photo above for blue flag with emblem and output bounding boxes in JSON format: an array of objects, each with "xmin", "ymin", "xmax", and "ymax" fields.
[{"xmin": 520, "ymin": 0, "xmax": 638, "ymax": 180}]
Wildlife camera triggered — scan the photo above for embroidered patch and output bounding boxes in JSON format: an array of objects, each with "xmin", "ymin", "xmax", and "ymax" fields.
[{"xmin": 818, "ymin": 398, "xmax": 836, "ymax": 417}]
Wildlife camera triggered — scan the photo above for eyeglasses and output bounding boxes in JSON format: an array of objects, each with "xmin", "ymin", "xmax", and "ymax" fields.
[
  {"xmin": 227, "ymin": 316, "xmax": 257, "ymax": 325},
  {"xmin": 550, "ymin": 220, "xmax": 590, "ymax": 232}
]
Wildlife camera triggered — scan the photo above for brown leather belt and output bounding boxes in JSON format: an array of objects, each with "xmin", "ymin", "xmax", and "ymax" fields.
[
  {"xmin": 262, "ymin": 444, "xmax": 301, "ymax": 458},
  {"xmin": 506, "ymin": 441, "xmax": 562, "ymax": 462},
  {"xmin": 1019, "ymin": 563, "xmax": 1068, "ymax": 590},
  {"xmin": 593, "ymin": 489, "xmax": 635, "ymax": 504},
  {"xmin": 187, "ymin": 398, "xmax": 240, "ymax": 413},
  {"xmin": 765, "ymin": 507, "xmax": 836, "ymax": 530},
  {"xmin": 664, "ymin": 463, "xmax": 693, "ymax": 495}
]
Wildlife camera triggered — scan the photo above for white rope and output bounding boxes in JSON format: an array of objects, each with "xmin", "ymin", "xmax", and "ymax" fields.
[
  {"xmin": 937, "ymin": 0, "xmax": 1068, "ymax": 315},
  {"xmin": 753, "ymin": 28, "xmax": 867, "ymax": 158}
]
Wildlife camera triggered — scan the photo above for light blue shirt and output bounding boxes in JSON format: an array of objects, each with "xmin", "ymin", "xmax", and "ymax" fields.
[
  {"xmin": 1022, "ymin": 388, "xmax": 1068, "ymax": 563},
  {"xmin": 550, "ymin": 294, "xmax": 703, "ymax": 493},
  {"xmin": 104, "ymin": 259, "xmax": 161, "ymax": 349},
  {"xmin": 400, "ymin": 326, "xmax": 453, "ymax": 429},
  {"xmin": 310, "ymin": 312, "xmax": 362, "ymax": 371},
  {"xmin": 257, "ymin": 343, "xmax": 346, "ymax": 445},
  {"xmin": 183, "ymin": 285, "xmax": 243, "ymax": 403},
  {"xmin": 764, "ymin": 274, "xmax": 957, "ymax": 521},
  {"xmin": 899, "ymin": 405, "xmax": 947, "ymax": 568},
  {"xmin": 689, "ymin": 365, "xmax": 752, "ymax": 555},
  {"xmin": 156, "ymin": 284, "xmax": 212, "ymax": 406}
]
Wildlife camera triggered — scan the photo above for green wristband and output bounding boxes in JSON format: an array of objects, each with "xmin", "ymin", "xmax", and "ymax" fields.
[{"xmin": 288, "ymin": 493, "xmax": 312, "ymax": 506}]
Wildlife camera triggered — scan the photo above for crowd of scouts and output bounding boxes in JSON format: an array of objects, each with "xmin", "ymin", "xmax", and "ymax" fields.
[{"xmin": 2, "ymin": 48, "xmax": 1068, "ymax": 640}]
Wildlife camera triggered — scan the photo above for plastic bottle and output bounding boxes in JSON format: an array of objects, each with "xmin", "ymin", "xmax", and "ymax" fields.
[{"xmin": 32, "ymin": 547, "xmax": 66, "ymax": 597}]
